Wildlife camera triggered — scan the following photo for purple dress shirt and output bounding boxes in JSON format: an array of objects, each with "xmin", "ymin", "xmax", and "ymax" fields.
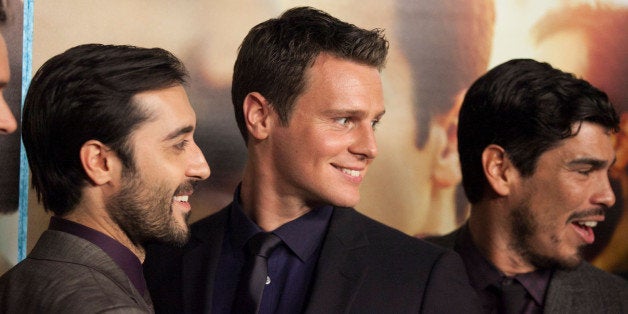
[
  {"xmin": 211, "ymin": 188, "xmax": 333, "ymax": 314},
  {"xmin": 455, "ymin": 224, "xmax": 552, "ymax": 314}
]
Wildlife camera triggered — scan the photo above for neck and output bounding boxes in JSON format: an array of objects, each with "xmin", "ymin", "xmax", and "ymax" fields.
[
  {"xmin": 64, "ymin": 202, "xmax": 146, "ymax": 262},
  {"xmin": 468, "ymin": 202, "xmax": 536, "ymax": 276},
  {"xmin": 240, "ymin": 162, "xmax": 313, "ymax": 231}
]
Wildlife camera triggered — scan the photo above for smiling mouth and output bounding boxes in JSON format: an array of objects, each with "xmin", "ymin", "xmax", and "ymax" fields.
[
  {"xmin": 570, "ymin": 219, "xmax": 602, "ymax": 244},
  {"xmin": 575, "ymin": 221, "xmax": 597, "ymax": 228},
  {"xmin": 173, "ymin": 195, "xmax": 189, "ymax": 202},
  {"xmin": 341, "ymin": 168, "xmax": 360, "ymax": 177}
]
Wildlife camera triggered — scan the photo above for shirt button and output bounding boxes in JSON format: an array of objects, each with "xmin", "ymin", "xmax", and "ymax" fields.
[{"xmin": 266, "ymin": 276, "xmax": 271, "ymax": 285}]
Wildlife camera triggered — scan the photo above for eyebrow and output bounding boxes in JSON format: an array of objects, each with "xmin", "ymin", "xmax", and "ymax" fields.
[
  {"xmin": 568, "ymin": 157, "xmax": 616, "ymax": 169},
  {"xmin": 163, "ymin": 125, "xmax": 194, "ymax": 141},
  {"xmin": 324, "ymin": 109, "xmax": 386, "ymax": 118}
]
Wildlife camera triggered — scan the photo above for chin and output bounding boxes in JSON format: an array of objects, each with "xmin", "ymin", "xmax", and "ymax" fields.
[
  {"xmin": 331, "ymin": 197, "xmax": 359, "ymax": 208},
  {"xmin": 528, "ymin": 249, "xmax": 584, "ymax": 271}
]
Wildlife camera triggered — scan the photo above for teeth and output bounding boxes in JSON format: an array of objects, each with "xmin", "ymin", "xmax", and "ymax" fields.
[
  {"xmin": 173, "ymin": 195, "xmax": 189, "ymax": 202},
  {"xmin": 578, "ymin": 221, "xmax": 598, "ymax": 228},
  {"xmin": 341, "ymin": 168, "xmax": 360, "ymax": 177}
]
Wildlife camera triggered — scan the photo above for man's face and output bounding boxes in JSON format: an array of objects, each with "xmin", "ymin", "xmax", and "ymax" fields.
[
  {"xmin": 106, "ymin": 85, "xmax": 210, "ymax": 246},
  {"xmin": 267, "ymin": 54, "xmax": 385, "ymax": 208},
  {"xmin": 508, "ymin": 122, "xmax": 615, "ymax": 269},
  {"xmin": 0, "ymin": 33, "xmax": 16, "ymax": 135}
]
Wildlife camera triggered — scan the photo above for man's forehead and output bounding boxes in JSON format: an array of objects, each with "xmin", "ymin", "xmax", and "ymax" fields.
[{"xmin": 545, "ymin": 124, "xmax": 615, "ymax": 162}]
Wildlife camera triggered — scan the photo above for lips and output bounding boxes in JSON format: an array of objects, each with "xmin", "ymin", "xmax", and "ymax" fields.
[
  {"xmin": 172, "ymin": 181, "xmax": 196, "ymax": 210},
  {"xmin": 341, "ymin": 168, "xmax": 360, "ymax": 177},
  {"xmin": 570, "ymin": 217, "xmax": 604, "ymax": 244},
  {"xmin": 173, "ymin": 195, "xmax": 189, "ymax": 202},
  {"xmin": 333, "ymin": 164, "xmax": 365, "ymax": 183}
]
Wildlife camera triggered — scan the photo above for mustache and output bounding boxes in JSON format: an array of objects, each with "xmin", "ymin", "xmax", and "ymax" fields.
[
  {"xmin": 174, "ymin": 180, "xmax": 198, "ymax": 196},
  {"xmin": 567, "ymin": 207, "xmax": 606, "ymax": 222}
]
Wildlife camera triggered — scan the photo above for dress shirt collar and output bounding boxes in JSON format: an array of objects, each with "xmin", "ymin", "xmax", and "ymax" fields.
[
  {"xmin": 49, "ymin": 216, "xmax": 147, "ymax": 296},
  {"xmin": 229, "ymin": 185, "xmax": 333, "ymax": 262},
  {"xmin": 455, "ymin": 223, "xmax": 552, "ymax": 307}
]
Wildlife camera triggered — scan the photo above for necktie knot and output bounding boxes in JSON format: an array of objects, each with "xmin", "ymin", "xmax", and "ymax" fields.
[{"xmin": 248, "ymin": 232, "xmax": 282, "ymax": 258}]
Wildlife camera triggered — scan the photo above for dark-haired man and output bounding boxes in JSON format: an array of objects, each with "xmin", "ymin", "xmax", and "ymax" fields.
[
  {"xmin": 428, "ymin": 58, "xmax": 628, "ymax": 313},
  {"xmin": 145, "ymin": 6, "xmax": 480, "ymax": 313},
  {"xmin": 0, "ymin": 44, "xmax": 210, "ymax": 313}
]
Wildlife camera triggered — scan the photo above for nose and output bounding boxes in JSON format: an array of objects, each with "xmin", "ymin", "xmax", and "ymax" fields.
[
  {"xmin": 186, "ymin": 141, "xmax": 211, "ymax": 180},
  {"xmin": 594, "ymin": 174, "xmax": 616, "ymax": 209},
  {"xmin": 349, "ymin": 123, "xmax": 378, "ymax": 160},
  {"xmin": 0, "ymin": 96, "xmax": 17, "ymax": 135}
]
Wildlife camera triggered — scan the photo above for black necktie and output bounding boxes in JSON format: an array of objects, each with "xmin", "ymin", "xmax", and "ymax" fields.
[
  {"xmin": 497, "ymin": 277, "xmax": 528, "ymax": 314},
  {"xmin": 233, "ymin": 232, "xmax": 282, "ymax": 313}
]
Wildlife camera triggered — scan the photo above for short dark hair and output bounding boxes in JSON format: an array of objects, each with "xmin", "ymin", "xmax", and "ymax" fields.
[
  {"xmin": 458, "ymin": 59, "xmax": 619, "ymax": 204},
  {"xmin": 22, "ymin": 44, "xmax": 188, "ymax": 216},
  {"xmin": 231, "ymin": 6, "xmax": 388, "ymax": 142}
]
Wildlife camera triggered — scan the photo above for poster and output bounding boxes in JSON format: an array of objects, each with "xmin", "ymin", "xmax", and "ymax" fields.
[{"xmin": 4, "ymin": 0, "xmax": 626, "ymax": 278}]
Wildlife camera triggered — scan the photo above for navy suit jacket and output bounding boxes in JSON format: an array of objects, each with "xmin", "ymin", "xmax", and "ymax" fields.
[{"xmin": 144, "ymin": 204, "xmax": 481, "ymax": 313}]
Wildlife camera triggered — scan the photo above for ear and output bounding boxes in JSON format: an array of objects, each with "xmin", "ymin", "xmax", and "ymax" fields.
[
  {"xmin": 431, "ymin": 90, "xmax": 464, "ymax": 188},
  {"xmin": 243, "ymin": 92, "xmax": 273, "ymax": 140},
  {"xmin": 430, "ymin": 122, "xmax": 461, "ymax": 188},
  {"xmin": 80, "ymin": 140, "xmax": 118, "ymax": 186},
  {"xmin": 482, "ymin": 144, "xmax": 517, "ymax": 197}
]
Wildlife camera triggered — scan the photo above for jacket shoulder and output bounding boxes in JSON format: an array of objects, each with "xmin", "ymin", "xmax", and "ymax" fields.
[
  {"xmin": 336, "ymin": 207, "xmax": 448, "ymax": 258},
  {"xmin": 545, "ymin": 262, "xmax": 628, "ymax": 312},
  {"xmin": 423, "ymin": 228, "xmax": 462, "ymax": 249},
  {"xmin": 0, "ymin": 256, "xmax": 149, "ymax": 313}
]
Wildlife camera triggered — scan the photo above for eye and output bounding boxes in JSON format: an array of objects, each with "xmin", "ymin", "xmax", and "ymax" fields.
[
  {"xmin": 576, "ymin": 168, "xmax": 594, "ymax": 176},
  {"xmin": 335, "ymin": 117, "xmax": 350, "ymax": 126},
  {"xmin": 174, "ymin": 140, "xmax": 189, "ymax": 151},
  {"xmin": 371, "ymin": 119, "xmax": 381, "ymax": 130}
]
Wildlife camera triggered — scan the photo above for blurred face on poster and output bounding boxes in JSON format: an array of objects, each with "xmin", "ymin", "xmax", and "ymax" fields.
[
  {"xmin": 0, "ymin": 0, "xmax": 22, "ymax": 216},
  {"xmin": 358, "ymin": 0, "xmax": 495, "ymax": 235},
  {"xmin": 0, "ymin": 33, "xmax": 15, "ymax": 135}
]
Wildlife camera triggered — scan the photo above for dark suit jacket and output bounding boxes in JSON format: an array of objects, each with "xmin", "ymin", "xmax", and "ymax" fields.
[
  {"xmin": 428, "ymin": 228, "xmax": 628, "ymax": 313},
  {"xmin": 0, "ymin": 230, "xmax": 153, "ymax": 314},
  {"xmin": 144, "ymin": 204, "xmax": 481, "ymax": 313}
]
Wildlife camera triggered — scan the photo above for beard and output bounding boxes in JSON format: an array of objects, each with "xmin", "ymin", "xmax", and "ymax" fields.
[
  {"xmin": 105, "ymin": 169, "xmax": 193, "ymax": 248},
  {"xmin": 509, "ymin": 201, "xmax": 584, "ymax": 270}
]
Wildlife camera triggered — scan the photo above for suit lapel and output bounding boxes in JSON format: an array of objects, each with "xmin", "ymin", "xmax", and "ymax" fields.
[
  {"xmin": 31, "ymin": 230, "xmax": 150, "ymax": 309},
  {"xmin": 544, "ymin": 264, "xmax": 623, "ymax": 313},
  {"xmin": 545, "ymin": 267, "xmax": 586, "ymax": 312},
  {"xmin": 304, "ymin": 207, "xmax": 370, "ymax": 313},
  {"xmin": 182, "ymin": 207, "xmax": 229, "ymax": 314}
]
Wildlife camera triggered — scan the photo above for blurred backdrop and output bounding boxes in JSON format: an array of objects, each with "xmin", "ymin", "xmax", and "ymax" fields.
[{"xmin": 1, "ymin": 0, "xmax": 626, "ymax": 278}]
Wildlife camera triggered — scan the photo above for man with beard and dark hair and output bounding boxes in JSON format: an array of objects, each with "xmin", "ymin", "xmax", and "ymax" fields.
[
  {"xmin": 0, "ymin": 44, "xmax": 210, "ymax": 313},
  {"xmin": 428, "ymin": 58, "xmax": 628, "ymax": 313}
]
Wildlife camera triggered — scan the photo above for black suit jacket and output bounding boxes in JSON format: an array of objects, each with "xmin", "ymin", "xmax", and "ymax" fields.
[{"xmin": 144, "ymin": 204, "xmax": 481, "ymax": 313}]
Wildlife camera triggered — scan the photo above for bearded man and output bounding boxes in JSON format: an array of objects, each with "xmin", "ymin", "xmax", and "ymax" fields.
[{"xmin": 0, "ymin": 44, "xmax": 210, "ymax": 313}]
